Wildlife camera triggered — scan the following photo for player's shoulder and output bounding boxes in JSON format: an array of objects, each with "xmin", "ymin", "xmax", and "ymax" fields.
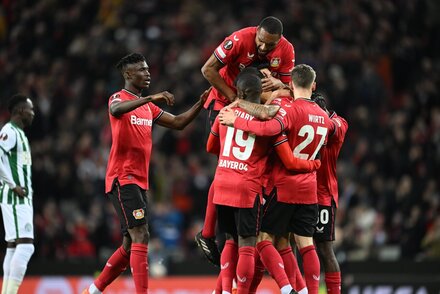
[
  {"xmin": 109, "ymin": 89, "xmax": 130, "ymax": 103},
  {"xmin": 235, "ymin": 26, "xmax": 257, "ymax": 38},
  {"xmin": 274, "ymin": 36, "xmax": 294, "ymax": 55}
]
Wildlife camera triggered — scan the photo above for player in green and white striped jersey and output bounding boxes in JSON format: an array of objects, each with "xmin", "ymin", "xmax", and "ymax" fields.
[{"xmin": 0, "ymin": 94, "xmax": 35, "ymax": 294}]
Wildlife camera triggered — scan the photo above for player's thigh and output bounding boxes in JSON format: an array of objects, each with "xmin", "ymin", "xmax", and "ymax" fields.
[
  {"xmin": 1, "ymin": 203, "xmax": 34, "ymax": 241},
  {"xmin": 289, "ymin": 203, "xmax": 319, "ymax": 237},
  {"xmin": 235, "ymin": 195, "xmax": 263, "ymax": 238},
  {"xmin": 108, "ymin": 181, "xmax": 149, "ymax": 234},
  {"xmin": 217, "ymin": 204, "xmax": 238, "ymax": 238},
  {"xmin": 314, "ymin": 200, "xmax": 337, "ymax": 242},
  {"xmin": 261, "ymin": 191, "xmax": 292, "ymax": 236}
]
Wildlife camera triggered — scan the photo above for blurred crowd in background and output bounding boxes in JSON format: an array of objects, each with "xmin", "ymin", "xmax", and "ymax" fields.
[{"xmin": 0, "ymin": 0, "xmax": 439, "ymax": 272}]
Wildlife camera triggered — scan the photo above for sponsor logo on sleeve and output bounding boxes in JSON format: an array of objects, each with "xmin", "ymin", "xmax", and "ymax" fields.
[
  {"xmin": 133, "ymin": 208, "xmax": 145, "ymax": 220},
  {"xmin": 0, "ymin": 133, "xmax": 8, "ymax": 141},
  {"xmin": 233, "ymin": 34, "xmax": 239, "ymax": 41}
]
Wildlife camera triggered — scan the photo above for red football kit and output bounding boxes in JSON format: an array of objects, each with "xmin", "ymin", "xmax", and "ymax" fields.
[
  {"xmin": 234, "ymin": 97, "xmax": 335, "ymax": 204},
  {"xmin": 105, "ymin": 89, "xmax": 164, "ymax": 193},
  {"xmin": 209, "ymin": 108, "xmax": 281, "ymax": 208},
  {"xmin": 316, "ymin": 113, "xmax": 348, "ymax": 207},
  {"xmin": 204, "ymin": 26, "xmax": 295, "ymax": 110}
]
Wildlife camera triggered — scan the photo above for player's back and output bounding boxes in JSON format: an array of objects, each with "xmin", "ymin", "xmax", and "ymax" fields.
[
  {"xmin": 317, "ymin": 113, "xmax": 348, "ymax": 207},
  {"xmin": 213, "ymin": 107, "xmax": 273, "ymax": 208},
  {"xmin": 273, "ymin": 98, "xmax": 334, "ymax": 204}
]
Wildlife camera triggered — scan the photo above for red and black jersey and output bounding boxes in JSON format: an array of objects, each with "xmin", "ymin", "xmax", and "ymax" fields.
[
  {"xmin": 105, "ymin": 89, "xmax": 163, "ymax": 193},
  {"xmin": 317, "ymin": 113, "xmax": 348, "ymax": 207},
  {"xmin": 204, "ymin": 26, "xmax": 295, "ymax": 110}
]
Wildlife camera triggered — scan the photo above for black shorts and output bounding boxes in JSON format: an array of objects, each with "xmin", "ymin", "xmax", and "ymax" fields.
[
  {"xmin": 261, "ymin": 188, "xmax": 318, "ymax": 237},
  {"xmin": 108, "ymin": 180, "xmax": 149, "ymax": 236},
  {"xmin": 216, "ymin": 195, "xmax": 262, "ymax": 238},
  {"xmin": 314, "ymin": 199, "xmax": 337, "ymax": 242}
]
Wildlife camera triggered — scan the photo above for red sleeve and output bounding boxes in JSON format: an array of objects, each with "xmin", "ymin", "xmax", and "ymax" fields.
[
  {"xmin": 275, "ymin": 141, "xmax": 321, "ymax": 172},
  {"xmin": 234, "ymin": 116, "xmax": 284, "ymax": 137},
  {"xmin": 206, "ymin": 118, "xmax": 220, "ymax": 155},
  {"xmin": 149, "ymin": 103, "xmax": 165, "ymax": 121},
  {"xmin": 213, "ymin": 30, "xmax": 242, "ymax": 65},
  {"xmin": 276, "ymin": 42, "xmax": 295, "ymax": 84}
]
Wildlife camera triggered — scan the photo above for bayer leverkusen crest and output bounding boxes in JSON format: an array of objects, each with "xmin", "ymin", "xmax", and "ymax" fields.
[
  {"xmin": 133, "ymin": 208, "xmax": 145, "ymax": 220},
  {"xmin": 270, "ymin": 57, "xmax": 280, "ymax": 67}
]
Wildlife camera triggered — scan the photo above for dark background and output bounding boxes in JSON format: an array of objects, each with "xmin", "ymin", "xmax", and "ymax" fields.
[{"xmin": 0, "ymin": 0, "xmax": 439, "ymax": 277}]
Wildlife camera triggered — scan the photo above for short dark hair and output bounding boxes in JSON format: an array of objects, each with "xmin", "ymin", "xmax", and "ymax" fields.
[
  {"xmin": 116, "ymin": 53, "xmax": 146, "ymax": 72},
  {"xmin": 236, "ymin": 73, "xmax": 262, "ymax": 103},
  {"xmin": 8, "ymin": 94, "xmax": 28, "ymax": 114},
  {"xmin": 291, "ymin": 64, "xmax": 316, "ymax": 89},
  {"xmin": 311, "ymin": 92, "xmax": 327, "ymax": 112},
  {"xmin": 258, "ymin": 16, "xmax": 283, "ymax": 35},
  {"xmin": 234, "ymin": 67, "xmax": 264, "ymax": 86}
]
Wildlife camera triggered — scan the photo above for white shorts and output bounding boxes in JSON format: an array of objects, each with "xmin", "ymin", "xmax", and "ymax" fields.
[{"xmin": 1, "ymin": 203, "xmax": 34, "ymax": 241}]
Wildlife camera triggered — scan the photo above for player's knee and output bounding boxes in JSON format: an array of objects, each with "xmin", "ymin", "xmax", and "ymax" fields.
[{"xmin": 128, "ymin": 224, "xmax": 149, "ymax": 244}]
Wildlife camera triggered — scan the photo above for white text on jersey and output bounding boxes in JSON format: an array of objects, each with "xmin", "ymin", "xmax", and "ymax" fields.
[
  {"xmin": 218, "ymin": 159, "xmax": 248, "ymax": 171},
  {"xmin": 234, "ymin": 109, "xmax": 254, "ymax": 121},
  {"xmin": 308, "ymin": 114, "xmax": 325, "ymax": 124},
  {"xmin": 131, "ymin": 115, "xmax": 153, "ymax": 126}
]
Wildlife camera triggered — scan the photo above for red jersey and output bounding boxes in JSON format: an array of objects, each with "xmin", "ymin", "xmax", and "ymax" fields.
[
  {"xmin": 204, "ymin": 26, "xmax": 295, "ymax": 110},
  {"xmin": 210, "ymin": 108, "xmax": 280, "ymax": 208},
  {"xmin": 233, "ymin": 96, "xmax": 334, "ymax": 204},
  {"xmin": 316, "ymin": 113, "xmax": 348, "ymax": 207},
  {"xmin": 105, "ymin": 89, "xmax": 164, "ymax": 193}
]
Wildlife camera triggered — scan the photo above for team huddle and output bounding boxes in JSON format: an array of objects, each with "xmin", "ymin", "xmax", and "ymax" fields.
[{"xmin": 0, "ymin": 15, "xmax": 347, "ymax": 294}]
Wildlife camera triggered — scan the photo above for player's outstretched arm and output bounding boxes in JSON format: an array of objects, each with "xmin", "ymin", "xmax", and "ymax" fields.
[
  {"xmin": 109, "ymin": 91, "xmax": 174, "ymax": 117},
  {"xmin": 236, "ymin": 99, "xmax": 280, "ymax": 120},
  {"xmin": 218, "ymin": 108, "xmax": 284, "ymax": 137},
  {"xmin": 156, "ymin": 88, "xmax": 211, "ymax": 130},
  {"xmin": 201, "ymin": 55, "xmax": 236, "ymax": 103},
  {"xmin": 275, "ymin": 141, "xmax": 321, "ymax": 172}
]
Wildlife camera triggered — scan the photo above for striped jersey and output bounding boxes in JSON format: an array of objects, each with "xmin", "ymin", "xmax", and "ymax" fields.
[{"xmin": 0, "ymin": 122, "xmax": 33, "ymax": 205}]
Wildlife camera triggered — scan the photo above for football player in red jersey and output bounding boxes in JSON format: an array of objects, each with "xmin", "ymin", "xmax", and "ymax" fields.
[
  {"xmin": 83, "ymin": 53, "xmax": 210, "ymax": 294},
  {"xmin": 208, "ymin": 70, "xmax": 319, "ymax": 294},
  {"xmin": 196, "ymin": 16, "xmax": 296, "ymax": 267},
  {"xmin": 220, "ymin": 64, "xmax": 336, "ymax": 294},
  {"xmin": 311, "ymin": 93, "xmax": 348, "ymax": 294}
]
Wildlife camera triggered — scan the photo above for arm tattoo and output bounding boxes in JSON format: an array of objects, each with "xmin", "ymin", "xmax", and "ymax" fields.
[{"xmin": 238, "ymin": 100, "xmax": 280, "ymax": 120}]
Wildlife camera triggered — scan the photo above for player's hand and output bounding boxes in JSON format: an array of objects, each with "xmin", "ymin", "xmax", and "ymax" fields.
[
  {"xmin": 200, "ymin": 87, "xmax": 212, "ymax": 104},
  {"xmin": 145, "ymin": 91, "xmax": 175, "ymax": 106},
  {"xmin": 262, "ymin": 76, "xmax": 284, "ymax": 92},
  {"xmin": 12, "ymin": 186, "xmax": 27, "ymax": 197},
  {"xmin": 218, "ymin": 108, "xmax": 237, "ymax": 126}
]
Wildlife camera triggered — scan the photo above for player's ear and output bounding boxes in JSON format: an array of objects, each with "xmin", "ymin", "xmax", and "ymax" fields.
[
  {"xmin": 311, "ymin": 82, "xmax": 316, "ymax": 91},
  {"xmin": 123, "ymin": 69, "xmax": 131, "ymax": 80}
]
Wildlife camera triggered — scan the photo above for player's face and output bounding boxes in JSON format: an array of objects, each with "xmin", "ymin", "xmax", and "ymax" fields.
[
  {"xmin": 128, "ymin": 61, "xmax": 151, "ymax": 89},
  {"xmin": 21, "ymin": 99, "xmax": 35, "ymax": 127},
  {"xmin": 255, "ymin": 28, "xmax": 280, "ymax": 56}
]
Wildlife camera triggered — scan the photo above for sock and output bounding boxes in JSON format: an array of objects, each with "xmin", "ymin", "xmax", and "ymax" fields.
[
  {"xmin": 325, "ymin": 272, "xmax": 341, "ymax": 294},
  {"xmin": 249, "ymin": 251, "xmax": 265, "ymax": 294},
  {"xmin": 88, "ymin": 283, "xmax": 102, "ymax": 294},
  {"xmin": 220, "ymin": 240, "xmax": 238, "ymax": 293},
  {"xmin": 7, "ymin": 244, "xmax": 34, "ymax": 294},
  {"xmin": 2, "ymin": 248, "xmax": 15, "ymax": 294},
  {"xmin": 94, "ymin": 246, "xmax": 130, "ymax": 291},
  {"xmin": 256, "ymin": 241, "xmax": 291, "ymax": 290},
  {"xmin": 202, "ymin": 183, "xmax": 216, "ymax": 238},
  {"xmin": 298, "ymin": 288, "xmax": 308, "ymax": 294},
  {"xmin": 279, "ymin": 247, "xmax": 306, "ymax": 291},
  {"xmin": 215, "ymin": 271, "xmax": 222, "ymax": 294},
  {"xmin": 299, "ymin": 245, "xmax": 320, "ymax": 294},
  {"xmin": 236, "ymin": 246, "xmax": 255, "ymax": 293},
  {"xmin": 131, "ymin": 243, "xmax": 149, "ymax": 293}
]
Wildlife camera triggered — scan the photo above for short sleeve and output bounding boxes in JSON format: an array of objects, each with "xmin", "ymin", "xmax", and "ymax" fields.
[
  {"xmin": 149, "ymin": 103, "xmax": 164, "ymax": 122},
  {"xmin": 276, "ymin": 43, "xmax": 295, "ymax": 83},
  {"xmin": 0, "ymin": 125, "xmax": 17, "ymax": 153},
  {"xmin": 211, "ymin": 117, "xmax": 220, "ymax": 137},
  {"xmin": 213, "ymin": 31, "xmax": 242, "ymax": 65}
]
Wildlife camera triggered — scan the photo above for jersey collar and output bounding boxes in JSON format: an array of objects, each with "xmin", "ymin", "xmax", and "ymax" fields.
[{"xmin": 122, "ymin": 88, "xmax": 142, "ymax": 98}]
